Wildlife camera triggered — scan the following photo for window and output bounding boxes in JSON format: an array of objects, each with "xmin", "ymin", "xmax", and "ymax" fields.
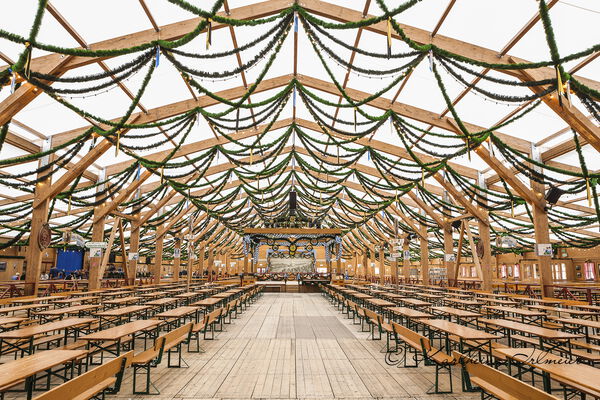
[
  {"xmin": 551, "ymin": 263, "xmax": 567, "ymax": 280},
  {"xmin": 584, "ymin": 262, "xmax": 595, "ymax": 280},
  {"xmin": 500, "ymin": 264, "xmax": 507, "ymax": 279},
  {"xmin": 514, "ymin": 264, "xmax": 520, "ymax": 279}
]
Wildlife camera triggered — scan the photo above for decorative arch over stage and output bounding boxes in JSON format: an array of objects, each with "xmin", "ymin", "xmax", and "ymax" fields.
[{"xmin": 242, "ymin": 228, "xmax": 342, "ymax": 268}]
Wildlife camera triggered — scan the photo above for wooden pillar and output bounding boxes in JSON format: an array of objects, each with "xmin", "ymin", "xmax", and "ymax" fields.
[
  {"xmin": 88, "ymin": 213, "xmax": 106, "ymax": 290},
  {"xmin": 207, "ymin": 248, "xmax": 214, "ymax": 281},
  {"xmin": 403, "ymin": 237, "xmax": 411, "ymax": 281},
  {"xmin": 530, "ymin": 146, "xmax": 553, "ymax": 297},
  {"xmin": 153, "ymin": 233, "xmax": 163, "ymax": 284},
  {"xmin": 25, "ymin": 141, "xmax": 54, "ymax": 296},
  {"xmin": 475, "ymin": 173, "xmax": 493, "ymax": 291},
  {"xmin": 173, "ymin": 237, "xmax": 181, "ymax": 282},
  {"xmin": 186, "ymin": 242, "xmax": 194, "ymax": 287},
  {"xmin": 243, "ymin": 254, "xmax": 249, "ymax": 274},
  {"xmin": 378, "ymin": 245, "xmax": 385, "ymax": 284},
  {"xmin": 198, "ymin": 244, "xmax": 205, "ymax": 279},
  {"xmin": 336, "ymin": 257, "xmax": 341, "ymax": 276},
  {"xmin": 531, "ymin": 181, "xmax": 553, "ymax": 297},
  {"xmin": 443, "ymin": 223, "xmax": 455, "ymax": 286},
  {"xmin": 362, "ymin": 252, "xmax": 368, "ymax": 280},
  {"xmin": 420, "ymin": 218, "xmax": 430, "ymax": 285},
  {"xmin": 128, "ymin": 219, "xmax": 140, "ymax": 285}
]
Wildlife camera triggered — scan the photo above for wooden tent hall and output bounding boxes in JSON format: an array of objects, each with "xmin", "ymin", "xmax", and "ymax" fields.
[{"xmin": 0, "ymin": 0, "xmax": 598, "ymax": 399}]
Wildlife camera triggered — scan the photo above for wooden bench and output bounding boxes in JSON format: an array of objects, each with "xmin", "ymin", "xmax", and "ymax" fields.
[
  {"xmin": 454, "ymin": 351, "xmax": 558, "ymax": 400},
  {"xmin": 131, "ymin": 323, "xmax": 193, "ymax": 394},
  {"xmin": 390, "ymin": 322, "xmax": 424, "ymax": 367},
  {"xmin": 33, "ymin": 351, "xmax": 133, "ymax": 400}
]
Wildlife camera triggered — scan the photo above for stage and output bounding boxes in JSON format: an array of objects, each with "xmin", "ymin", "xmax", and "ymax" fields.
[{"xmin": 255, "ymin": 279, "xmax": 330, "ymax": 293}]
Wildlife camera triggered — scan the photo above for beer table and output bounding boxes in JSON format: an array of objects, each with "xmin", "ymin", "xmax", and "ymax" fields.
[
  {"xmin": 443, "ymin": 297, "xmax": 483, "ymax": 312},
  {"xmin": 98, "ymin": 290, "xmax": 133, "ymax": 299},
  {"xmin": 0, "ymin": 349, "xmax": 87, "ymax": 400},
  {"xmin": 483, "ymin": 298, "xmax": 519, "ymax": 307},
  {"xmin": 479, "ymin": 318, "xmax": 582, "ymax": 356},
  {"xmin": 192, "ymin": 297, "xmax": 222, "ymax": 313},
  {"xmin": 51, "ymin": 296, "xmax": 99, "ymax": 307},
  {"xmin": 94, "ymin": 305, "xmax": 152, "ymax": 327},
  {"xmin": 80, "ymin": 319, "xmax": 161, "ymax": 357},
  {"xmin": 146, "ymin": 297, "xmax": 178, "ymax": 313},
  {"xmin": 527, "ymin": 305, "xmax": 598, "ymax": 319},
  {"xmin": 366, "ymin": 298, "xmax": 396, "ymax": 319},
  {"xmin": 0, "ymin": 304, "xmax": 50, "ymax": 318},
  {"xmin": 400, "ymin": 298, "xmax": 431, "ymax": 310},
  {"xmin": 519, "ymin": 298, "xmax": 563, "ymax": 306},
  {"xmin": 420, "ymin": 318, "xmax": 501, "ymax": 359},
  {"xmin": 0, "ymin": 317, "xmax": 96, "ymax": 355},
  {"xmin": 10, "ymin": 296, "xmax": 67, "ymax": 305},
  {"xmin": 495, "ymin": 347, "xmax": 600, "ymax": 396},
  {"xmin": 102, "ymin": 296, "xmax": 142, "ymax": 309},
  {"xmin": 36, "ymin": 304, "xmax": 101, "ymax": 322},
  {"xmin": 431, "ymin": 306, "xmax": 481, "ymax": 325},
  {"xmin": 155, "ymin": 306, "xmax": 200, "ymax": 327},
  {"xmin": 0, "ymin": 316, "xmax": 27, "ymax": 331},
  {"xmin": 555, "ymin": 317, "xmax": 600, "ymax": 343},
  {"xmin": 484, "ymin": 305, "xmax": 546, "ymax": 325},
  {"xmin": 387, "ymin": 307, "xmax": 432, "ymax": 329}
]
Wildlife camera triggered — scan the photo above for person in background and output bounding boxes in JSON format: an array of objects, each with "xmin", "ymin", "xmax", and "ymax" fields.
[
  {"xmin": 11, "ymin": 272, "xmax": 19, "ymax": 280},
  {"xmin": 40, "ymin": 272, "xmax": 49, "ymax": 280},
  {"xmin": 49, "ymin": 266, "xmax": 58, "ymax": 280}
]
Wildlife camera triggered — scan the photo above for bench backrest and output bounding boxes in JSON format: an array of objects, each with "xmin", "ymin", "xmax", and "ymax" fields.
[
  {"xmin": 33, "ymin": 351, "xmax": 133, "ymax": 400},
  {"xmin": 163, "ymin": 322, "xmax": 193, "ymax": 347},
  {"xmin": 207, "ymin": 308, "xmax": 222, "ymax": 324},
  {"xmin": 453, "ymin": 351, "xmax": 558, "ymax": 400},
  {"xmin": 364, "ymin": 309, "xmax": 380, "ymax": 322},
  {"xmin": 391, "ymin": 322, "xmax": 427, "ymax": 350}
]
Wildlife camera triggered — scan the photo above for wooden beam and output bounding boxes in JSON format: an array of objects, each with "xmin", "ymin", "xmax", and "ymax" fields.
[{"xmin": 516, "ymin": 65, "xmax": 600, "ymax": 154}]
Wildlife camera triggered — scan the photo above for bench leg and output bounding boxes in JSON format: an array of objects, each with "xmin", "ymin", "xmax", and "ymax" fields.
[{"xmin": 133, "ymin": 365, "xmax": 159, "ymax": 395}]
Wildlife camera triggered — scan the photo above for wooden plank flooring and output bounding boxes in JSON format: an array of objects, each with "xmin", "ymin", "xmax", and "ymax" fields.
[{"xmin": 105, "ymin": 293, "xmax": 478, "ymax": 399}]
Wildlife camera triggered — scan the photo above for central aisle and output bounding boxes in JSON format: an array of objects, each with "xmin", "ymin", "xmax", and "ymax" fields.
[{"xmin": 115, "ymin": 293, "xmax": 477, "ymax": 400}]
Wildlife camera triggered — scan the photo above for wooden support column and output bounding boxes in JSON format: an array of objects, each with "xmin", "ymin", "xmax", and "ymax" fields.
[
  {"xmin": 153, "ymin": 233, "xmax": 164, "ymax": 284},
  {"xmin": 336, "ymin": 257, "xmax": 342, "ymax": 276},
  {"xmin": 530, "ymin": 145, "xmax": 553, "ymax": 297},
  {"xmin": 477, "ymin": 173, "xmax": 493, "ymax": 291},
  {"xmin": 362, "ymin": 252, "xmax": 368, "ymax": 280},
  {"xmin": 173, "ymin": 237, "xmax": 181, "ymax": 281},
  {"xmin": 128, "ymin": 218, "xmax": 141, "ymax": 285},
  {"xmin": 25, "ymin": 140, "xmax": 54, "ymax": 296},
  {"xmin": 420, "ymin": 218, "xmax": 429, "ymax": 284},
  {"xmin": 243, "ymin": 254, "xmax": 248, "ymax": 274},
  {"xmin": 443, "ymin": 223, "xmax": 455, "ymax": 286},
  {"xmin": 207, "ymin": 248, "xmax": 214, "ymax": 281},
  {"xmin": 378, "ymin": 245, "xmax": 385, "ymax": 284},
  {"xmin": 186, "ymin": 241, "xmax": 194, "ymax": 287},
  {"xmin": 198, "ymin": 244, "xmax": 205, "ymax": 278},
  {"xmin": 87, "ymin": 169, "xmax": 106, "ymax": 291},
  {"xmin": 403, "ymin": 237, "xmax": 411, "ymax": 281}
]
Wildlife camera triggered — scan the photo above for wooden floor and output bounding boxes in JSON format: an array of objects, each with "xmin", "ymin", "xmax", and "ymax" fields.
[{"xmin": 109, "ymin": 293, "xmax": 478, "ymax": 400}]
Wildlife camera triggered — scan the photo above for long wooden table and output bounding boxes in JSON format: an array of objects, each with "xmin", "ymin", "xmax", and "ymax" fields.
[
  {"xmin": 496, "ymin": 347, "xmax": 600, "ymax": 396},
  {"xmin": 79, "ymin": 319, "xmax": 161, "ymax": 356},
  {"xmin": 420, "ymin": 318, "xmax": 501, "ymax": 357},
  {"xmin": 0, "ymin": 317, "xmax": 96, "ymax": 355},
  {"xmin": 480, "ymin": 318, "xmax": 582, "ymax": 355},
  {"xmin": 0, "ymin": 349, "xmax": 87, "ymax": 400}
]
